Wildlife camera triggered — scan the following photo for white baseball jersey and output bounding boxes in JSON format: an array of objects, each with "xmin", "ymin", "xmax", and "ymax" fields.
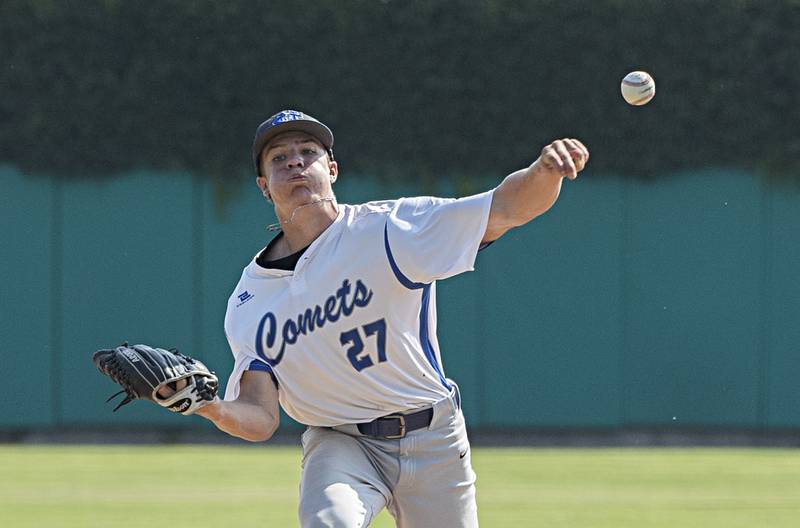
[{"xmin": 223, "ymin": 191, "xmax": 493, "ymax": 426}]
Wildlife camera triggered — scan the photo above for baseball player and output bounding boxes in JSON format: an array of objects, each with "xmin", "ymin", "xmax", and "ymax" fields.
[{"xmin": 195, "ymin": 109, "xmax": 589, "ymax": 527}]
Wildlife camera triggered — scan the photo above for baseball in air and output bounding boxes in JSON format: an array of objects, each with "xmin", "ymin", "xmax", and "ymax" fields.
[{"xmin": 621, "ymin": 71, "xmax": 655, "ymax": 105}]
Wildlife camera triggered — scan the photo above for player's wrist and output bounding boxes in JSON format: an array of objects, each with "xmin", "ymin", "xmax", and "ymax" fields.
[{"xmin": 195, "ymin": 398, "xmax": 223, "ymax": 420}]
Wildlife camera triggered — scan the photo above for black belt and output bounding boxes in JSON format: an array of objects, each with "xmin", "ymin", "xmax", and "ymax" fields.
[{"xmin": 357, "ymin": 407, "xmax": 434, "ymax": 439}]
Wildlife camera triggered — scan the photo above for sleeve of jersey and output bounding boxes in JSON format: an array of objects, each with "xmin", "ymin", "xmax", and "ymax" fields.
[
  {"xmin": 385, "ymin": 190, "xmax": 494, "ymax": 284},
  {"xmin": 223, "ymin": 352, "xmax": 277, "ymax": 401}
]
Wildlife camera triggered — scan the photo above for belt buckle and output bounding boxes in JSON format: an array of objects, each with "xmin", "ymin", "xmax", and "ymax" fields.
[{"xmin": 383, "ymin": 414, "xmax": 406, "ymax": 439}]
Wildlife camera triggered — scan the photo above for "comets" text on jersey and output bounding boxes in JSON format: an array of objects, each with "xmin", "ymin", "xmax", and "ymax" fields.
[{"xmin": 255, "ymin": 279, "xmax": 374, "ymax": 366}]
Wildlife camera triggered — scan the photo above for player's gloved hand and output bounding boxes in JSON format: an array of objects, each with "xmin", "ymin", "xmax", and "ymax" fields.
[{"xmin": 93, "ymin": 343, "xmax": 219, "ymax": 415}]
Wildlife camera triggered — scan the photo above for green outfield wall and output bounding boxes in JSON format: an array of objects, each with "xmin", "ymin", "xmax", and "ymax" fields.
[{"xmin": 1, "ymin": 167, "xmax": 798, "ymax": 431}]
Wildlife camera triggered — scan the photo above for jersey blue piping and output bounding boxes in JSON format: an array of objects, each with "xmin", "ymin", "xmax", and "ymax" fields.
[
  {"xmin": 384, "ymin": 222, "xmax": 451, "ymax": 390},
  {"xmin": 383, "ymin": 222, "xmax": 426, "ymax": 290},
  {"xmin": 248, "ymin": 359, "xmax": 279, "ymax": 388},
  {"xmin": 420, "ymin": 284, "xmax": 451, "ymax": 390},
  {"xmin": 248, "ymin": 359, "xmax": 273, "ymax": 372}
]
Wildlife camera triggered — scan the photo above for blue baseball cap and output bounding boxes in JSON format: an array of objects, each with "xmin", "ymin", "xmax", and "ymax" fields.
[{"xmin": 252, "ymin": 110, "xmax": 334, "ymax": 177}]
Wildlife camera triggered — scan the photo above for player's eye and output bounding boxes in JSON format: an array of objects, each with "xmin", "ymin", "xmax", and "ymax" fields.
[
  {"xmin": 271, "ymin": 154, "xmax": 286, "ymax": 162},
  {"xmin": 302, "ymin": 148, "xmax": 317, "ymax": 155}
]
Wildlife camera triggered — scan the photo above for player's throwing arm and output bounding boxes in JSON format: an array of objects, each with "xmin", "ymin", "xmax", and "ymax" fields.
[{"xmin": 483, "ymin": 138, "xmax": 589, "ymax": 243}]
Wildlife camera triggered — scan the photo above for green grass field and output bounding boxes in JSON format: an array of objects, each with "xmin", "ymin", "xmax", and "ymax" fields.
[{"xmin": 1, "ymin": 446, "xmax": 799, "ymax": 527}]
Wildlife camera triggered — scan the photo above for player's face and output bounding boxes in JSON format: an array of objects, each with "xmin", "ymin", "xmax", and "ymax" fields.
[{"xmin": 257, "ymin": 131, "xmax": 338, "ymax": 208}]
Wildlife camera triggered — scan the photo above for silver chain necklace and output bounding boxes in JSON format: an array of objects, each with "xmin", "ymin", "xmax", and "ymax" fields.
[{"xmin": 266, "ymin": 197, "xmax": 338, "ymax": 232}]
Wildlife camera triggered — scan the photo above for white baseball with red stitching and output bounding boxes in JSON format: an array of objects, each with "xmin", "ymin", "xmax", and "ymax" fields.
[{"xmin": 621, "ymin": 71, "xmax": 656, "ymax": 106}]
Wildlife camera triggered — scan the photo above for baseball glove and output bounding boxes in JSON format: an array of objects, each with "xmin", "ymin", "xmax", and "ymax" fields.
[{"xmin": 93, "ymin": 343, "xmax": 219, "ymax": 415}]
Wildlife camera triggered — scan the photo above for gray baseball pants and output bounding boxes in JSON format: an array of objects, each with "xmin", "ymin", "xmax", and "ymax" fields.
[{"xmin": 298, "ymin": 384, "xmax": 478, "ymax": 527}]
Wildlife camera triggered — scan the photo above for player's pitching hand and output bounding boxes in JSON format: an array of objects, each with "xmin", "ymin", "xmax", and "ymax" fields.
[{"xmin": 534, "ymin": 138, "xmax": 589, "ymax": 181}]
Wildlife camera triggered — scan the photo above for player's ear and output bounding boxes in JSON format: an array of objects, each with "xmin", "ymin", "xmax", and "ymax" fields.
[
  {"xmin": 328, "ymin": 160, "xmax": 338, "ymax": 184},
  {"xmin": 256, "ymin": 176, "xmax": 272, "ymax": 202}
]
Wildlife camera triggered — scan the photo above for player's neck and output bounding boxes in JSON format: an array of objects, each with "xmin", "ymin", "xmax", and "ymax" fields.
[{"xmin": 279, "ymin": 201, "xmax": 339, "ymax": 252}]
